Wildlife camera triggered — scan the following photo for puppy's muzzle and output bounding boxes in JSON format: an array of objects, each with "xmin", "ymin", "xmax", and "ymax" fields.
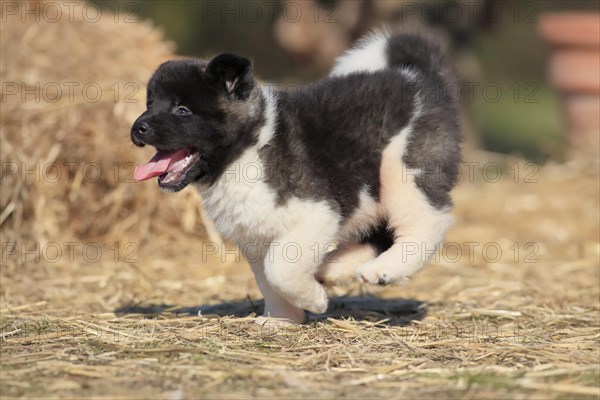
[{"xmin": 131, "ymin": 119, "xmax": 149, "ymax": 147}]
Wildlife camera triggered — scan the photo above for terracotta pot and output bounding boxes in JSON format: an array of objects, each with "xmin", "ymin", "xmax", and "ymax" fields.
[{"xmin": 538, "ymin": 13, "xmax": 600, "ymax": 152}]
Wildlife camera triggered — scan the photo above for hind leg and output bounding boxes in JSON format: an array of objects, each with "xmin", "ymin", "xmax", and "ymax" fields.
[
  {"xmin": 316, "ymin": 243, "xmax": 378, "ymax": 286},
  {"xmin": 356, "ymin": 135, "xmax": 453, "ymax": 285},
  {"xmin": 356, "ymin": 212, "xmax": 452, "ymax": 285}
]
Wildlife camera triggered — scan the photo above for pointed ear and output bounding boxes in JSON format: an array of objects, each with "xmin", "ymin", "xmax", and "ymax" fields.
[{"xmin": 206, "ymin": 53, "xmax": 253, "ymax": 98}]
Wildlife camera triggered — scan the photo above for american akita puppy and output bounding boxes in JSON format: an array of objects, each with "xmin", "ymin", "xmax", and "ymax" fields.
[{"xmin": 130, "ymin": 30, "xmax": 461, "ymax": 323}]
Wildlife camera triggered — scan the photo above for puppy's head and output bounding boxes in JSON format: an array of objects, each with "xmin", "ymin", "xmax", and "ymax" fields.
[{"xmin": 131, "ymin": 53, "xmax": 264, "ymax": 192}]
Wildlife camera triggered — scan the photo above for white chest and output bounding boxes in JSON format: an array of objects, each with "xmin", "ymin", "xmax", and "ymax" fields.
[{"xmin": 196, "ymin": 147, "xmax": 335, "ymax": 245}]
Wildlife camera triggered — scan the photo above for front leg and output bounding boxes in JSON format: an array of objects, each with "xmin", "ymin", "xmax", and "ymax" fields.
[
  {"xmin": 263, "ymin": 218, "xmax": 339, "ymax": 314},
  {"xmin": 248, "ymin": 259, "xmax": 306, "ymax": 324}
]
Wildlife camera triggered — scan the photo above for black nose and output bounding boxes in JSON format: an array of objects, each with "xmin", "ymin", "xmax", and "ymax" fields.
[
  {"xmin": 131, "ymin": 120, "xmax": 149, "ymax": 147},
  {"xmin": 133, "ymin": 121, "xmax": 149, "ymax": 135}
]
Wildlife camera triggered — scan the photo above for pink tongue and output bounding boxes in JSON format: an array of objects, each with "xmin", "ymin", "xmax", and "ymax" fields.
[{"xmin": 134, "ymin": 149, "xmax": 190, "ymax": 181}]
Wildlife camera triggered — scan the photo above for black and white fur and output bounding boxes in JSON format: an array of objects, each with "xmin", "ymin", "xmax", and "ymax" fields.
[{"xmin": 131, "ymin": 30, "xmax": 461, "ymax": 323}]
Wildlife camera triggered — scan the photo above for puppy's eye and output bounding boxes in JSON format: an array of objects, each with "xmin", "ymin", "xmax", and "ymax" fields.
[{"xmin": 175, "ymin": 106, "xmax": 191, "ymax": 116}]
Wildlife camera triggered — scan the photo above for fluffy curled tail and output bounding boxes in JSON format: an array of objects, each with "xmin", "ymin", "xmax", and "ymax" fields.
[
  {"xmin": 331, "ymin": 29, "xmax": 454, "ymax": 87},
  {"xmin": 386, "ymin": 31, "xmax": 453, "ymax": 86}
]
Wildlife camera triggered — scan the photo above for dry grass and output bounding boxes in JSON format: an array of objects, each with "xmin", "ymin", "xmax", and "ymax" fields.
[{"xmin": 1, "ymin": 2, "xmax": 599, "ymax": 399}]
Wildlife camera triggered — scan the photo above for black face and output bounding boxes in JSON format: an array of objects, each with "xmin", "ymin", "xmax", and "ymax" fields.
[{"xmin": 130, "ymin": 53, "xmax": 264, "ymax": 192}]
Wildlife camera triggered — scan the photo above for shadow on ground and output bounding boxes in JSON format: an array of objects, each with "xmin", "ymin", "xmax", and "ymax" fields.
[{"xmin": 115, "ymin": 296, "xmax": 427, "ymax": 326}]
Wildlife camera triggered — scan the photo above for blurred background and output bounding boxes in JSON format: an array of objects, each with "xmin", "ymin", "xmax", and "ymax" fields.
[
  {"xmin": 1, "ymin": 0, "xmax": 598, "ymax": 310},
  {"xmin": 2, "ymin": 3, "xmax": 599, "ymax": 397},
  {"xmin": 97, "ymin": 0, "xmax": 599, "ymax": 161}
]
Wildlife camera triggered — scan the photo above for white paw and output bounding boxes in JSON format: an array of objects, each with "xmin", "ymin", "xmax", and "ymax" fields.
[
  {"xmin": 271, "ymin": 279, "xmax": 329, "ymax": 315},
  {"xmin": 259, "ymin": 301, "xmax": 306, "ymax": 324},
  {"xmin": 296, "ymin": 284, "xmax": 328, "ymax": 314},
  {"xmin": 316, "ymin": 244, "xmax": 377, "ymax": 286},
  {"xmin": 356, "ymin": 261, "xmax": 410, "ymax": 286},
  {"xmin": 255, "ymin": 314, "xmax": 304, "ymax": 326},
  {"xmin": 316, "ymin": 262, "xmax": 356, "ymax": 286}
]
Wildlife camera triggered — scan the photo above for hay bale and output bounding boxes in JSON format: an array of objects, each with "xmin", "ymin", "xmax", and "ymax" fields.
[{"xmin": 0, "ymin": 1, "xmax": 212, "ymax": 265}]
